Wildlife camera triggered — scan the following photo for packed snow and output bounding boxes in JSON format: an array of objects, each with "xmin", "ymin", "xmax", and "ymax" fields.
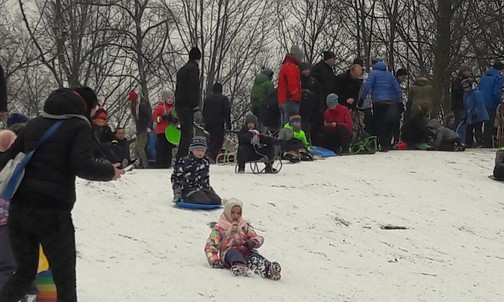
[{"xmin": 73, "ymin": 149, "xmax": 503, "ymax": 301}]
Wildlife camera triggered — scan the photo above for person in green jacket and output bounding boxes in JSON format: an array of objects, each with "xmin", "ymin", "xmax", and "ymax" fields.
[
  {"xmin": 277, "ymin": 114, "xmax": 313, "ymax": 162},
  {"xmin": 250, "ymin": 67, "xmax": 274, "ymax": 119}
]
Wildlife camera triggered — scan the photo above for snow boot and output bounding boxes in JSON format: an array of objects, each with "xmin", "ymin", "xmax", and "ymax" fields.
[
  {"xmin": 283, "ymin": 151, "xmax": 300, "ymax": 163},
  {"xmin": 299, "ymin": 151, "xmax": 313, "ymax": 161},
  {"xmin": 230, "ymin": 262, "xmax": 251, "ymax": 276},
  {"xmin": 247, "ymin": 255, "xmax": 281, "ymax": 280}
]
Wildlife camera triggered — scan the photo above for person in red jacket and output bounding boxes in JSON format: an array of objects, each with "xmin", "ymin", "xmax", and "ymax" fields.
[
  {"xmin": 277, "ymin": 45, "xmax": 303, "ymax": 126},
  {"xmin": 152, "ymin": 89, "xmax": 177, "ymax": 168},
  {"xmin": 322, "ymin": 93, "xmax": 353, "ymax": 154}
]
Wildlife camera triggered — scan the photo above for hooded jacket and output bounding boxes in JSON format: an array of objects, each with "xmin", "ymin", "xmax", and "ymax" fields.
[
  {"xmin": 463, "ymin": 87, "xmax": 489, "ymax": 125},
  {"xmin": 408, "ymin": 76, "xmax": 433, "ymax": 110},
  {"xmin": 251, "ymin": 72, "xmax": 274, "ymax": 106},
  {"xmin": 478, "ymin": 68, "xmax": 504, "ymax": 109},
  {"xmin": 277, "ymin": 54, "xmax": 301, "ymax": 105},
  {"xmin": 0, "ymin": 90, "xmax": 115, "ymax": 210},
  {"xmin": 358, "ymin": 61, "xmax": 402, "ymax": 103}
]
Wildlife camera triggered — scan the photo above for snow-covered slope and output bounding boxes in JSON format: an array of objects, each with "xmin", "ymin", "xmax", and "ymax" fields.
[{"xmin": 73, "ymin": 149, "xmax": 503, "ymax": 301}]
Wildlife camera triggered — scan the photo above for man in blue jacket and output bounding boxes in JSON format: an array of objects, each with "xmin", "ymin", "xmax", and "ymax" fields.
[
  {"xmin": 358, "ymin": 61, "xmax": 402, "ymax": 152},
  {"xmin": 478, "ymin": 61, "xmax": 504, "ymax": 147}
]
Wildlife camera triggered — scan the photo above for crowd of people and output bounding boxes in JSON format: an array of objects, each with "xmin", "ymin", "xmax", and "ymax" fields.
[{"xmin": 1, "ymin": 45, "xmax": 504, "ymax": 299}]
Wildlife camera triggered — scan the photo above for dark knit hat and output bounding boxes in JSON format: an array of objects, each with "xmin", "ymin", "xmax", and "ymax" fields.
[
  {"xmin": 262, "ymin": 67, "xmax": 274, "ymax": 78},
  {"xmin": 353, "ymin": 57, "xmax": 364, "ymax": 66},
  {"xmin": 326, "ymin": 93, "xmax": 339, "ymax": 108},
  {"xmin": 298, "ymin": 62, "xmax": 311, "ymax": 72},
  {"xmin": 212, "ymin": 83, "xmax": 223, "ymax": 94},
  {"xmin": 494, "ymin": 61, "xmax": 504, "ymax": 71},
  {"xmin": 74, "ymin": 87, "xmax": 99, "ymax": 116},
  {"xmin": 395, "ymin": 68, "xmax": 408, "ymax": 77},
  {"xmin": 323, "ymin": 51, "xmax": 336, "ymax": 61},
  {"xmin": 189, "ymin": 47, "xmax": 202, "ymax": 60},
  {"xmin": 189, "ymin": 136, "xmax": 207, "ymax": 152},
  {"xmin": 289, "ymin": 114, "xmax": 302, "ymax": 124},
  {"xmin": 245, "ymin": 113, "xmax": 258, "ymax": 125},
  {"xmin": 6, "ymin": 113, "xmax": 28, "ymax": 128}
]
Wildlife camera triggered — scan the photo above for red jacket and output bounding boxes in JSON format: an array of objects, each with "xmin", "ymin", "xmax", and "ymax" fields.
[
  {"xmin": 152, "ymin": 102, "xmax": 174, "ymax": 134},
  {"xmin": 324, "ymin": 105, "xmax": 353, "ymax": 134},
  {"xmin": 277, "ymin": 54, "xmax": 301, "ymax": 105}
]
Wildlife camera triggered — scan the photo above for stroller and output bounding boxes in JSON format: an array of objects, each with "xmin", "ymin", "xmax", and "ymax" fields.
[{"xmin": 350, "ymin": 110, "xmax": 378, "ymax": 155}]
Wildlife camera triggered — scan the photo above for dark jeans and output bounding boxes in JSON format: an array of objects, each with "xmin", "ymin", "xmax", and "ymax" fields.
[
  {"xmin": 483, "ymin": 108, "xmax": 496, "ymax": 147},
  {"xmin": 465, "ymin": 122, "xmax": 483, "ymax": 147},
  {"xmin": 205, "ymin": 124, "xmax": 226, "ymax": 161},
  {"xmin": 224, "ymin": 248, "xmax": 263, "ymax": 267},
  {"xmin": 453, "ymin": 109, "xmax": 464, "ymax": 130},
  {"xmin": 176, "ymin": 106, "xmax": 194, "ymax": 159},
  {"xmin": 0, "ymin": 204, "xmax": 77, "ymax": 302},
  {"xmin": 184, "ymin": 189, "xmax": 221, "ymax": 205},
  {"xmin": 155, "ymin": 133, "xmax": 174, "ymax": 168},
  {"xmin": 373, "ymin": 102, "xmax": 398, "ymax": 150}
]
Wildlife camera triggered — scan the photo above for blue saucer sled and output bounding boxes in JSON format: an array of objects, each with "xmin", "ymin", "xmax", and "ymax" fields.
[{"xmin": 175, "ymin": 200, "xmax": 222, "ymax": 210}]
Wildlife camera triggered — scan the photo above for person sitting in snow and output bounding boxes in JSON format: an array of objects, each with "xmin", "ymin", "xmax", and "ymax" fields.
[
  {"xmin": 426, "ymin": 119, "xmax": 464, "ymax": 151},
  {"xmin": 171, "ymin": 136, "xmax": 221, "ymax": 205},
  {"xmin": 321, "ymin": 93, "xmax": 353, "ymax": 155},
  {"xmin": 204, "ymin": 198, "xmax": 281, "ymax": 280},
  {"xmin": 91, "ymin": 106, "xmax": 121, "ymax": 165},
  {"xmin": 236, "ymin": 113, "xmax": 279, "ymax": 173},
  {"xmin": 493, "ymin": 147, "xmax": 504, "ymax": 180},
  {"xmin": 277, "ymin": 114, "xmax": 313, "ymax": 162}
]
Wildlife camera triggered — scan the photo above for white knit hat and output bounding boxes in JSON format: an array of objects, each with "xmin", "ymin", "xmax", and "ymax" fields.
[{"xmin": 223, "ymin": 198, "xmax": 243, "ymax": 221}]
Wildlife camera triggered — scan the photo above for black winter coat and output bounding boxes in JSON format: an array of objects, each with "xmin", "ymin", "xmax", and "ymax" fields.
[
  {"xmin": 335, "ymin": 70, "xmax": 361, "ymax": 110},
  {"xmin": 450, "ymin": 76, "xmax": 467, "ymax": 111},
  {"xmin": 202, "ymin": 92, "xmax": 231, "ymax": 129},
  {"xmin": 401, "ymin": 111, "xmax": 436, "ymax": 145},
  {"xmin": 300, "ymin": 75, "xmax": 322, "ymax": 123},
  {"xmin": 175, "ymin": 60, "xmax": 200, "ymax": 110},
  {"xmin": 133, "ymin": 100, "xmax": 153, "ymax": 134},
  {"xmin": 0, "ymin": 64, "xmax": 7, "ymax": 112},
  {"xmin": 0, "ymin": 90, "xmax": 115, "ymax": 210},
  {"xmin": 311, "ymin": 61, "xmax": 337, "ymax": 101}
]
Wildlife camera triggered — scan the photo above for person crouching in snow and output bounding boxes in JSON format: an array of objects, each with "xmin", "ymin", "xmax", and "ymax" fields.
[
  {"xmin": 426, "ymin": 119, "xmax": 464, "ymax": 151},
  {"xmin": 204, "ymin": 198, "xmax": 281, "ymax": 280},
  {"xmin": 171, "ymin": 136, "xmax": 221, "ymax": 205},
  {"xmin": 278, "ymin": 114, "xmax": 313, "ymax": 162},
  {"xmin": 321, "ymin": 93, "xmax": 353, "ymax": 155},
  {"xmin": 236, "ymin": 113, "xmax": 278, "ymax": 173}
]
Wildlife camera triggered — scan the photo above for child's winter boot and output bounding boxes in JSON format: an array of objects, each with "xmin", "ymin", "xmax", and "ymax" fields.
[{"xmin": 230, "ymin": 262, "xmax": 251, "ymax": 276}]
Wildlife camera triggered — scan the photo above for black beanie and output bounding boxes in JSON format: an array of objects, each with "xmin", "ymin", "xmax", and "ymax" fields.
[
  {"xmin": 494, "ymin": 61, "xmax": 504, "ymax": 71},
  {"xmin": 189, "ymin": 47, "xmax": 202, "ymax": 60},
  {"xmin": 212, "ymin": 83, "xmax": 223, "ymax": 94},
  {"xmin": 74, "ymin": 87, "xmax": 98, "ymax": 116},
  {"xmin": 323, "ymin": 51, "xmax": 336, "ymax": 61},
  {"xmin": 298, "ymin": 62, "xmax": 311, "ymax": 72},
  {"xmin": 353, "ymin": 57, "xmax": 364, "ymax": 66}
]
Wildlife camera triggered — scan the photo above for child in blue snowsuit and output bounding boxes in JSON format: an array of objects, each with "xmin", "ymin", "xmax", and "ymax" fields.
[{"xmin": 171, "ymin": 136, "xmax": 221, "ymax": 205}]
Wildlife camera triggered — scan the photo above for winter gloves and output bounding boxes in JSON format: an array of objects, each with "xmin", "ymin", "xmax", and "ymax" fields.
[
  {"xmin": 249, "ymin": 129, "xmax": 260, "ymax": 146},
  {"xmin": 245, "ymin": 240, "xmax": 256, "ymax": 250},
  {"xmin": 172, "ymin": 187, "xmax": 182, "ymax": 203}
]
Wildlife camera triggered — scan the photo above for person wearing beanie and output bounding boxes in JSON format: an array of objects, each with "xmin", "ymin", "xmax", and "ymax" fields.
[
  {"xmin": 451, "ymin": 64, "xmax": 473, "ymax": 127},
  {"xmin": 312, "ymin": 50, "xmax": 338, "ymax": 134},
  {"xmin": 152, "ymin": 89, "xmax": 177, "ymax": 168},
  {"xmin": 73, "ymin": 86, "xmax": 100, "ymax": 118},
  {"xmin": 426, "ymin": 118, "xmax": 464, "ymax": 151},
  {"xmin": 461, "ymin": 78, "xmax": 488, "ymax": 148},
  {"xmin": 353, "ymin": 57, "xmax": 364, "ymax": 66},
  {"xmin": 321, "ymin": 93, "xmax": 353, "ymax": 155},
  {"xmin": 175, "ymin": 47, "xmax": 202, "ymax": 160},
  {"xmin": 358, "ymin": 60, "xmax": 402, "ymax": 152},
  {"xmin": 111, "ymin": 126, "xmax": 131, "ymax": 168},
  {"xmin": 0, "ymin": 88, "xmax": 123, "ymax": 301},
  {"xmin": 278, "ymin": 46, "xmax": 303, "ymax": 125},
  {"xmin": 395, "ymin": 68, "xmax": 408, "ymax": 83},
  {"xmin": 205, "ymin": 198, "xmax": 281, "ymax": 280},
  {"xmin": 91, "ymin": 105, "xmax": 121, "ymax": 165},
  {"xmin": 477, "ymin": 61, "xmax": 504, "ymax": 147},
  {"xmin": 171, "ymin": 136, "xmax": 221, "ymax": 205},
  {"xmin": 277, "ymin": 114, "xmax": 312, "ymax": 162},
  {"xmin": 299, "ymin": 61, "xmax": 323, "ymax": 144},
  {"xmin": 128, "ymin": 89, "xmax": 153, "ymax": 169},
  {"xmin": 203, "ymin": 83, "xmax": 231, "ymax": 162},
  {"xmin": 236, "ymin": 113, "xmax": 278, "ymax": 173}
]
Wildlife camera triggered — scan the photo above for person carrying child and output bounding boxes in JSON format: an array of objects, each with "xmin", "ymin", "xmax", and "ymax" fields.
[
  {"xmin": 204, "ymin": 198, "xmax": 281, "ymax": 280},
  {"xmin": 236, "ymin": 114, "xmax": 278, "ymax": 174},
  {"xmin": 171, "ymin": 136, "xmax": 221, "ymax": 205},
  {"xmin": 277, "ymin": 114, "xmax": 313, "ymax": 162}
]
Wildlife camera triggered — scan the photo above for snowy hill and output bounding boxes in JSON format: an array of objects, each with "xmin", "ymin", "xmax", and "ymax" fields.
[{"xmin": 73, "ymin": 149, "xmax": 503, "ymax": 301}]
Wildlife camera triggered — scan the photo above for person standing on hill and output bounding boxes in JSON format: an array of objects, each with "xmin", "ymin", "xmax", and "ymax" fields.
[
  {"xmin": 203, "ymin": 83, "xmax": 231, "ymax": 162},
  {"xmin": 175, "ymin": 47, "xmax": 202, "ymax": 159},
  {"xmin": 250, "ymin": 67, "xmax": 274, "ymax": 123},
  {"xmin": 277, "ymin": 46, "xmax": 303, "ymax": 125},
  {"xmin": 0, "ymin": 88, "xmax": 123, "ymax": 302},
  {"xmin": 451, "ymin": 64, "xmax": 473, "ymax": 127},
  {"xmin": 128, "ymin": 90, "xmax": 153, "ymax": 168},
  {"xmin": 478, "ymin": 61, "xmax": 504, "ymax": 148},
  {"xmin": 152, "ymin": 89, "xmax": 177, "ymax": 168}
]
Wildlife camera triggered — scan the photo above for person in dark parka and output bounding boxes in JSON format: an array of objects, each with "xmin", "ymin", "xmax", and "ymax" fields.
[
  {"xmin": 0, "ymin": 88, "xmax": 123, "ymax": 302},
  {"xmin": 203, "ymin": 83, "xmax": 231, "ymax": 161},
  {"xmin": 175, "ymin": 47, "xmax": 202, "ymax": 159}
]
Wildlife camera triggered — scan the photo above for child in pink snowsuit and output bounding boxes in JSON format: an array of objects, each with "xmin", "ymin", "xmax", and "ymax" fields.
[{"xmin": 204, "ymin": 198, "xmax": 281, "ymax": 280}]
